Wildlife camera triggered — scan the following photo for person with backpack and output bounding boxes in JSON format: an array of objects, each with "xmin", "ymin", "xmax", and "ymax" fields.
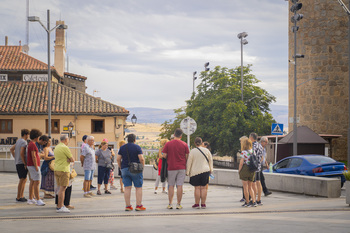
[
  {"xmin": 238, "ymin": 138, "xmax": 257, "ymax": 207},
  {"xmin": 249, "ymin": 133, "xmax": 264, "ymax": 206}
]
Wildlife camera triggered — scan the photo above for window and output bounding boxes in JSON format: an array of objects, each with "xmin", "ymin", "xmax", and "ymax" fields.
[
  {"xmin": 288, "ymin": 158, "xmax": 303, "ymax": 168},
  {"xmin": 0, "ymin": 119, "xmax": 13, "ymax": 133},
  {"xmin": 275, "ymin": 159, "xmax": 290, "ymax": 170},
  {"xmin": 46, "ymin": 119, "xmax": 60, "ymax": 134},
  {"xmin": 91, "ymin": 119, "xmax": 105, "ymax": 133}
]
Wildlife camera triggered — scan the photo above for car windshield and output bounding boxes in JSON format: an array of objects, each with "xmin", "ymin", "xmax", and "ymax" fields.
[{"xmin": 303, "ymin": 156, "xmax": 336, "ymax": 165}]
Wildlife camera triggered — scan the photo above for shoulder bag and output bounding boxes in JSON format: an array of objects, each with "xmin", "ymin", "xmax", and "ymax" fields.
[
  {"xmin": 248, "ymin": 151, "xmax": 259, "ymax": 172},
  {"xmin": 126, "ymin": 145, "xmax": 143, "ymax": 174}
]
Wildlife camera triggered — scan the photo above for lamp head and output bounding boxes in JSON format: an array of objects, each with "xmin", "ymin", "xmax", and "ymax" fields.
[
  {"xmin": 58, "ymin": 24, "xmax": 68, "ymax": 30},
  {"xmin": 131, "ymin": 114, "xmax": 137, "ymax": 125},
  {"xmin": 237, "ymin": 32, "xmax": 248, "ymax": 39},
  {"xmin": 28, "ymin": 16, "xmax": 40, "ymax": 22}
]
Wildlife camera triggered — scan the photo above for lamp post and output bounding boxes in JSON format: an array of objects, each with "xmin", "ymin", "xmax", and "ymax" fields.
[
  {"xmin": 193, "ymin": 71, "xmax": 197, "ymax": 94},
  {"xmin": 28, "ymin": 10, "xmax": 67, "ymax": 137},
  {"xmin": 237, "ymin": 32, "xmax": 248, "ymax": 102},
  {"xmin": 131, "ymin": 114, "xmax": 137, "ymax": 126}
]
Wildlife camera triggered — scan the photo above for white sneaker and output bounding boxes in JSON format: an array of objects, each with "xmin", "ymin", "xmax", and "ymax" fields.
[
  {"xmin": 36, "ymin": 199, "xmax": 45, "ymax": 206},
  {"xmin": 27, "ymin": 199, "xmax": 36, "ymax": 205},
  {"xmin": 154, "ymin": 190, "xmax": 157, "ymax": 194},
  {"xmin": 56, "ymin": 206, "xmax": 70, "ymax": 213}
]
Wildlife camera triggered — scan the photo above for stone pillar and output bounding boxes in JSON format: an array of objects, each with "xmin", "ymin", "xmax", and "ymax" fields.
[
  {"xmin": 288, "ymin": 0, "xmax": 349, "ymax": 160},
  {"xmin": 54, "ymin": 20, "xmax": 66, "ymax": 77}
]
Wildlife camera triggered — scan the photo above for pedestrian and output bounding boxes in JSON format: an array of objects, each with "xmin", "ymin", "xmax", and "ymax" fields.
[
  {"xmin": 162, "ymin": 128, "xmax": 189, "ymax": 210},
  {"xmin": 202, "ymin": 141, "xmax": 211, "ymax": 190},
  {"xmin": 54, "ymin": 134, "xmax": 75, "ymax": 213},
  {"xmin": 26, "ymin": 129, "xmax": 45, "ymax": 206},
  {"xmin": 186, "ymin": 137, "xmax": 213, "ymax": 209},
  {"xmin": 55, "ymin": 162, "xmax": 75, "ymax": 210},
  {"xmin": 81, "ymin": 135, "xmax": 96, "ymax": 191},
  {"xmin": 10, "ymin": 129, "xmax": 29, "ymax": 202},
  {"xmin": 154, "ymin": 139, "xmax": 168, "ymax": 194},
  {"xmin": 249, "ymin": 132, "xmax": 264, "ymax": 206},
  {"xmin": 238, "ymin": 137, "xmax": 256, "ymax": 207},
  {"xmin": 81, "ymin": 136, "xmax": 96, "ymax": 198},
  {"xmin": 260, "ymin": 136, "xmax": 272, "ymax": 196},
  {"xmin": 118, "ymin": 140, "xmax": 126, "ymax": 193},
  {"xmin": 117, "ymin": 134, "xmax": 146, "ymax": 211},
  {"xmin": 40, "ymin": 136, "xmax": 55, "ymax": 199},
  {"xmin": 95, "ymin": 140, "xmax": 113, "ymax": 195},
  {"xmin": 239, "ymin": 136, "xmax": 250, "ymax": 203}
]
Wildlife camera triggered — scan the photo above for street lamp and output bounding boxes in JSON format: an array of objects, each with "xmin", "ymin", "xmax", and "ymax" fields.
[
  {"xmin": 131, "ymin": 114, "xmax": 137, "ymax": 126},
  {"xmin": 28, "ymin": 10, "xmax": 67, "ymax": 137},
  {"xmin": 193, "ymin": 71, "xmax": 197, "ymax": 94},
  {"xmin": 290, "ymin": 0, "xmax": 304, "ymax": 156},
  {"xmin": 237, "ymin": 32, "xmax": 248, "ymax": 101},
  {"xmin": 336, "ymin": 0, "xmax": 350, "ymax": 185}
]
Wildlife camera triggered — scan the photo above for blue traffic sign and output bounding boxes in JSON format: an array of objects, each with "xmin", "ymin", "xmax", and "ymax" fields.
[{"xmin": 271, "ymin": 123, "xmax": 283, "ymax": 135}]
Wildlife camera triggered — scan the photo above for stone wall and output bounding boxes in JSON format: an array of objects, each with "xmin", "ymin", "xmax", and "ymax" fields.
[{"xmin": 288, "ymin": 0, "xmax": 349, "ymax": 160}]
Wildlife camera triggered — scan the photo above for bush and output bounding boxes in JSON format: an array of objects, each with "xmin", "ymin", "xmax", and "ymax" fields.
[
  {"xmin": 344, "ymin": 170, "xmax": 350, "ymax": 181},
  {"xmin": 144, "ymin": 152, "xmax": 158, "ymax": 165}
]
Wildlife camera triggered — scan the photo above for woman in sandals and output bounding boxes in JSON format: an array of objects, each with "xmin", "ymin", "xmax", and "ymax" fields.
[
  {"xmin": 95, "ymin": 141, "xmax": 113, "ymax": 195},
  {"xmin": 186, "ymin": 137, "xmax": 213, "ymax": 209},
  {"xmin": 40, "ymin": 136, "xmax": 55, "ymax": 199}
]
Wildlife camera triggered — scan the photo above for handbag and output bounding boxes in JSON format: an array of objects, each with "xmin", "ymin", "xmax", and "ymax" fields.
[
  {"xmin": 49, "ymin": 160, "xmax": 55, "ymax": 171},
  {"xmin": 126, "ymin": 144, "xmax": 143, "ymax": 174},
  {"xmin": 70, "ymin": 168, "xmax": 77, "ymax": 179},
  {"xmin": 106, "ymin": 162, "xmax": 114, "ymax": 170}
]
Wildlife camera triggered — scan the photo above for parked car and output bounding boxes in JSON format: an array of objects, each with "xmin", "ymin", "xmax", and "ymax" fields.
[{"xmin": 265, "ymin": 155, "xmax": 347, "ymax": 187}]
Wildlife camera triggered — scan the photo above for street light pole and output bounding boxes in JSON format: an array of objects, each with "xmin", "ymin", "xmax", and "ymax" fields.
[
  {"xmin": 193, "ymin": 71, "xmax": 197, "ymax": 95},
  {"xmin": 237, "ymin": 32, "xmax": 248, "ymax": 102}
]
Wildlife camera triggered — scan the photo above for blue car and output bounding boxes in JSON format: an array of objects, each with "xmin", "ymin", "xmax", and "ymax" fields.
[{"xmin": 265, "ymin": 155, "xmax": 347, "ymax": 187}]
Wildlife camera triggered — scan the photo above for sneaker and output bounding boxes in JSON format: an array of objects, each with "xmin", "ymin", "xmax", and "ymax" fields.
[
  {"xmin": 192, "ymin": 204, "xmax": 200, "ymax": 209},
  {"xmin": 176, "ymin": 204, "xmax": 183, "ymax": 209},
  {"xmin": 56, "ymin": 206, "xmax": 70, "ymax": 213},
  {"xmin": 239, "ymin": 198, "xmax": 245, "ymax": 202},
  {"xmin": 264, "ymin": 191, "xmax": 272, "ymax": 196},
  {"xmin": 90, "ymin": 185, "xmax": 96, "ymax": 190},
  {"xmin": 110, "ymin": 185, "xmax": 118, "ymax": 190},
  {"xmin": 21, "ymin": 197, "xmax": 28, "ymax": 202},
  {"xmin": 257, "ymin": 200, "xmax": 263, "ymax": 206},
  {"xmin": 36, "ymin": 199, "xmax": 46, "ymax": 206},
  {"xmin": 125, "ymin": 205, "xmax": 133, "ymax": 211},
  {"xmin": 252, "ymin": 202, "xmax": 258, "ymax": 207},
  {"xmin": 88, "ymin": 192, "xmax": 95, "ymax": 196},
  {"xmin": 154, "ymin": 190, "xmax": 158, "ymax": 194},
  {"xmin": 242, "ymin": 202, "xmax": 249, "ymax": 207},
  {"xmin": 167, "ymin": 204, "xmax": 173, "ymax": 209},
  {"xmin": 27, "ymin": 199, "xmax": 37, "ymax": 205},
  {"xmin": 135, "ymin": 205, "xmax": 146, "ymax": 211},
  {"xmin": 201, "ymin": 204, "xmax": 206, "ymax": 209},
  {"xmin": 162, "ymin": 190, "xmax": 167, "ymax": 194},
  {"xmin": 84, "ymin": 194, "xmax": 91, "ymax": 198}
]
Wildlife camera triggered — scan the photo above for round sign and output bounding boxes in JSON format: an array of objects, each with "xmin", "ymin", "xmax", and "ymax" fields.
[{"xmin": 180, "ymin": 116, "xmax": 197, "ymax": 136}]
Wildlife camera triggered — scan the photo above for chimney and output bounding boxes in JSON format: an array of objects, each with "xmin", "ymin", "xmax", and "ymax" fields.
[
  {"xmin": 54, "ymin": 20, "xmax": 66, "ymax": 77},
  {"xmin": 5, "ymin": 36, "xmax": 8, "ymax": 46}
]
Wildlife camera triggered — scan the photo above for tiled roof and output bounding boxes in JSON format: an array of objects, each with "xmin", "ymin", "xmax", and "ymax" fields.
[
  {"xmin": 0, "ymin": 46, "xmax": 53, "ymax": 71},
  {"xmin": 0, "ymin": 82, "xmax": 129, "ymax": 116},
  {"xmin": 64, "ymin": 72, "xmax": 87, "ymax": 81}
]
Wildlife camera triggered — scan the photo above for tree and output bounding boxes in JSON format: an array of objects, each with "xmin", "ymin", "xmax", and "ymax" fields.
[
  {"xmin": 160, "ymin": 65, "xmax": 276, "ymax": 156},
  {"xmin": 159, "ymin": 107, "xmax": 188, "ymax": 141}
]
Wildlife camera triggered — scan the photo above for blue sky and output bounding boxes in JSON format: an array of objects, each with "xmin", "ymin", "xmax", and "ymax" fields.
[{"xmin": 1, "ymin": 0, "xmax": 290, "ymax": 126}]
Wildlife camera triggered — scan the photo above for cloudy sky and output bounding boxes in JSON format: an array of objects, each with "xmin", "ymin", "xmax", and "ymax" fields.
[{"xmin": 1, "ymin": 0, "xmax": 289, "ymax": 124}]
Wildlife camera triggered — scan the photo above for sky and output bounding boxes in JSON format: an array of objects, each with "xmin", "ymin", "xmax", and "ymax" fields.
[{"xmin": 0, "ymin": 0, "xmax": 289, "ymax": 125}]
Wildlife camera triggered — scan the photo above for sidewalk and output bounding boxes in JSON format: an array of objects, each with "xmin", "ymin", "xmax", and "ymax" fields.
[{"xmin": 0, "ymin": 172, "xmax": 349, "ymax": 232}]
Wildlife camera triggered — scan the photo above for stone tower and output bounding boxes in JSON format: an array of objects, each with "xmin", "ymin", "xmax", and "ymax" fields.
[
  {"xmin": 288, "ymin": 0, "xmax": 349, "ymax": 160},
  {"xmin": 54, "ymin": 20, "xmax": 66, "ymax": 77}
]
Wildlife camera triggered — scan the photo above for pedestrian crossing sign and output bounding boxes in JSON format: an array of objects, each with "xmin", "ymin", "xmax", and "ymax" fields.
[{"xmin": 271, "ymin": 123, "xmax": 283, "ymax": 135}]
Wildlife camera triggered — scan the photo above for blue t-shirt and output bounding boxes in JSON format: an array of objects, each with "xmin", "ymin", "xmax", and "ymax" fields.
[{"xmin": 118, "ymin": 143, "xmax": 143, "ymax": 169}]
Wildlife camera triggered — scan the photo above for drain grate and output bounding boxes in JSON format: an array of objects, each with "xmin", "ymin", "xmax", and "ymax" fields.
[{"xmin": 0, "ymin": 208, "xmax": 349, "ymax": 221}]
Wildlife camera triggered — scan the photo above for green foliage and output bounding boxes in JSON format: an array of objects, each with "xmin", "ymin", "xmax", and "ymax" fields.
[
  {"xmin": 160, "ymin": 65, "xmax": 276, "ymax": 156},
  {"xmin": 144, "ymin": 152, "xmax": 158, "ymax": 165},
  {"xmin": 344, "ymin": 170, "xmax": 350, "ymax": 181},
  {"xmin": 159, "ymin": 107, "xmax": 189, "ymax": 143}
]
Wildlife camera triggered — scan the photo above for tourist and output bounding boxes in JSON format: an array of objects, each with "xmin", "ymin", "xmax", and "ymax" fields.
[
  {"xmin": 26, "ymin": 129, "xmax": 45, "ymax": 206},
  {"xmin": 95, "ymin": 140, "xmax": 113, "ymax": 195},
  {"xmin": 162, "ymin": 128, "xmax": 189, "ymax": 210},
  {"xmin": 202, "ymin": 141, "xmax": 211, "ymax": 151},
  {"xmin": 154, "ymin": 139, "xmax": 168, "ymax": 194},
  {"xmin": 260, "ymin": 136, "xmax": 272, "ymax": 196},
  {"xmin": 249, "ymin": 132, "xmax": 264, "ymax": 206},
  {"xmin": 117, "ymin": 134, "xmax": 146, "ymax": 211},
  {"xmin": 81, "ymin": 135, "xmax": 96, "ymax": 191},
  {"xmin": 40, "ymin": 136, "xmax": 55, "ymax": 199},
  {"xmin": 81, "ymin": 136, "xmax": 96, "ymax": 198},
  {"xmin": 186, "ymin": 137, "xmax": 213, "ymax": 209},
  {"xmin": 239, "ymin": 138, "xmax": 256, "ymax": 207},
  {"xmin": 118, "ymin": 140, "xmax": 126, "ymax": 193},
  {"xmin": 10, "ymin": 129, "xmax": 29, "ymax": 202},
  {"xmin": 54, "ymin": 134, "xmax": 75, "ymax": 213}
]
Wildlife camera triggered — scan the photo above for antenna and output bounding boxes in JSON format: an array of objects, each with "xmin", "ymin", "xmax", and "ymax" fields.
[{"xmin": 25, "ymin": 0, "xmax": 29, "ymax": 54}]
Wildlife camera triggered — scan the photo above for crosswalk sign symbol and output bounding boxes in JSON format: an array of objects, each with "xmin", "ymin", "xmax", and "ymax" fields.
[{"xmin": 271, "ymin": 123, "xmax": 283, "ymax": 135}]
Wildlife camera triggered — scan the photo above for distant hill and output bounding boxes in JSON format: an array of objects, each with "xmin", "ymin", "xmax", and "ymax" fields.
[{"xmin": 127, "ymin": 105, "xmax": 289, "ymax": 130}]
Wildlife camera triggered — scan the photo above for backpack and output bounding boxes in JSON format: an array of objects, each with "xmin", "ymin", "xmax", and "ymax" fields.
[{"xmin": 248, "ymin": 151, "xmax": 259, "ymax": 172}]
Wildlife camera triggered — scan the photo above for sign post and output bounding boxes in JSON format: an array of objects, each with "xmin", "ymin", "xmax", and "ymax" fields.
[
  {"xmin": 271, "ymin": 123, "xmax": 284, "ymax": 164},
  {"xmin": 180, "ymin": 116, "xmax": 197, "ymax": 148}
]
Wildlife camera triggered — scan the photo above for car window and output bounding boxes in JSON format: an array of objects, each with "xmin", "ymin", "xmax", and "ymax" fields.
[
  {"xmin": 288, "ymin": 158, "xmax": 303, "ymax": 168},
  {"xmin": 275, "ymin": 159, "xmax": 290, "ymax": 169},
  {"xmin": 303, "ymin": 156, "xmax": 336, "ymax": 165}
]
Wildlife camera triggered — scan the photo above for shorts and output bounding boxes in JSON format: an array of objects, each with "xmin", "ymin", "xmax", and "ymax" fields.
[
  {"xmin": 239, "ymin": 164, "xmax": 255, "ymax": 182},
  {"xmin": 27, "ymin": 166, "xmax": 40, "ymax": 181},
  {"xmin": 168, "ymin": 169, "xmax": 186, "ymax": 186},
  {"xmin": 189, "ymin": 171, "xmax": 210, "ymax": 186},
  {"xmin": 255, "ymin": 171, "xmax": 261, "ymax": 181},
  {"xmin": 55, "ymin": 171, "xmax": 70, "ymax": 187},
  {"xmin": 97, "ymin": 166, "xmax": 111, "ymax": 185},
  {"xmin": 121, "ymin": 167, "xmax": 143, "ymax": 188},
  {"xmin": 16, "ymin": 164, "xmax": 28, "ymax": 179},
  {"xmin": 84, "ymin": 170, "xmax": 94, "ymax": 180}
]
